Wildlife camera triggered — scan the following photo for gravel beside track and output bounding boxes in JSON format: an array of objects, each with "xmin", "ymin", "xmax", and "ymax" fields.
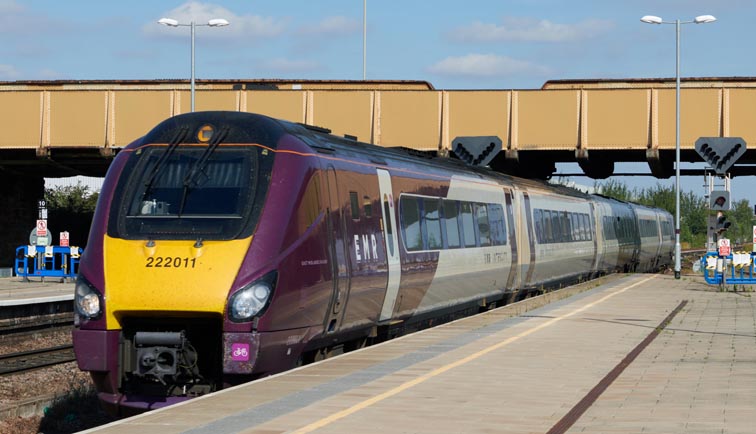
[{"xmin": 0, "ymin": 328, "xmax": 112, "ymax": 433}]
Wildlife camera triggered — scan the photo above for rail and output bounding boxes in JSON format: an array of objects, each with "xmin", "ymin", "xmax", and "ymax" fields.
[{"xmin": 0, "ymin": 344, "xmax": 75, "ymax": 376}]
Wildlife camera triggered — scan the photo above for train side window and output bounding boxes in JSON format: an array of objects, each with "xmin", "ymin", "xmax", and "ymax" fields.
[
  {"xmin": 424, "ymin": 198, "xmax": 442, "ymax": 250},
  {"xmin": 460, "ymin": 202, "xmax": 476, "ymax": 247},
  {"xmin": 581, "ymin": 214, "xmax": 590, "ymax": 241},
  {"xmin": 573, "ymin": 213, "xmax": 583, "ymax": 241},
  {"xmin": 443, "ymin": 200, "xmax": 461, "ymax": 248},
  {"xmin": 606, "ymin": 216, "xmax": 616, "ymax": 240},
  {"xmin": 551, "ymin": 211, "xmax": 562, "ymax": 243},
  {"xmin": 383, "ymin": 194, "xmax": 394, "ymax": 256},
  {"xmin": 488, "ymin": 204, "xmax": 506, "ymax": 245},
  {"xmin": 401, "ymin": 196, "xmax": 422, "ymax": 251},
  {"xmin": 475, "ymin": 203, "xmax": 491, "ymax": 246},
  {"xmin": 562, "ymin": 212, "xmax": 572, "ymax": 242},
  {"xmin": 349, "ymin": 191, "xmax": 360, "ymax": 220},
  {"xmin": 543, "ymin": 210, "xmax": 553, "ymax": 243},
  {"xmin": 534, "ymin": 209, "xmax": 543, "ymax": 244}
]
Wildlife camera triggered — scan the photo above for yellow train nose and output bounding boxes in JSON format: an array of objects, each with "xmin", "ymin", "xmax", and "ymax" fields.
[{"xmin": 103, "ymin": 235, "xmax": 252, "ymax": 329}]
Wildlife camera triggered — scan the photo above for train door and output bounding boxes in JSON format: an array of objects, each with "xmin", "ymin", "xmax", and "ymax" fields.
[
  {"xmin": 589, "ymin": 202, "xmax": 601, "ymax": 275},
  {"xmin": 520, "ymin": 192, "xmax": 536, "ymax": 287},
  {"xmin": 377, "ymin": 169, "xmax": 401, "ymax": 322},
  {"xmin": 324, "ymin": 166, "xmax": 350, "ymax": 332},
  {"xmin": 504, "ymin": 190, "xmax": 519, "ymax": 290}
]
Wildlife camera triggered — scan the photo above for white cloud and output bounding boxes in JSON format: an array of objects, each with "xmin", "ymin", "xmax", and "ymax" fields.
[
  {"xmin": 299, "ymin": 16, "xmax": 360, "ymax": 37},
  {"xmin": 146, "ymin": 1, "xmax": 286, "ymax": 40},
  {"xmin": 0, "ymin": 64, "xmax": 21, "ymax": 79},
  {"xmin": 258, "ymin": 58, "xmax": 320, "ymax": 73},
  {"xmin": 0, "ymin": 0, "xmax": 58, "ymax": 35},
  {"xmin": 450, "ymin": 17, "xmax": 614, "ymax": 43},
  {"xmin": 427, "ymin": 54, "xmax": 551, "ymax": 78}
]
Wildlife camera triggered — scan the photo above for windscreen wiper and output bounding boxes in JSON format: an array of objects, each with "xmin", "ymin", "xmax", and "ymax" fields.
[
  {"xmin": 142, "ymin": 126, "xmax": 191, "ymax": 198},
  {"xmin": 177, "ymin": 126, "xmax": 230, "ymax": 216}
]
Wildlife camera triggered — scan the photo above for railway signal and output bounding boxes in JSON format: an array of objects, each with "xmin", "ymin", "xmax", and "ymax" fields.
[
  {"xmin": 695, "ymin": 137, "xmax": 746, "ymax": 175},
  {"xmin": 715, "ymin": 212, "xmax": 731, "ymax": 235},
  {"xmin": 709, "ymin": 190, "xmax": 730, "ymax": 211}
]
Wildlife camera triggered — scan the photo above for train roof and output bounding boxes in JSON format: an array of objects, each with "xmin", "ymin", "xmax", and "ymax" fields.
[{"xmin": 277, "ymin": 117, "xmax": 594, "ymax": 201}]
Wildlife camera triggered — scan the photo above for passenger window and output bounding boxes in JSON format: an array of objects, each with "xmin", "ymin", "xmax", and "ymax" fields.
[
  {"xmin": 585, "ymin": 214, "xmax": 592, "ymax": 240},
  {"xmin": 543, "ymin": 210, "xmax": 553, "ymax": 243},
  {"xmin": 443, "ymin": 200, "xmax": 461, "ymax": 248},
  {"xmin": 488, "ymin": 204, "xmax": 506, "ymax": 245},
  {"xmin": 551, "ymin": 211, "xmax": 561, "ymax": 243},
  {"xmin": 460, "ymin": 202, "xmax": 476, "ymax": 247},
  {"xmin": 401, "ymin": 196, "xmax": 422, "ymax": 251},
  {"xmin": 475, "ymin": 203, "xmax": 491, "ymax": 246},
  {"xmin": 424, "ymin": 198, "xmax": 442, "ymax": 250},
  {"xmin": 570, "ymin": 213, "xmax": 580, "ymax": 241},
  {"xmin": 534, "ymin": 209, "xmax": 542, "ymax": 244}
]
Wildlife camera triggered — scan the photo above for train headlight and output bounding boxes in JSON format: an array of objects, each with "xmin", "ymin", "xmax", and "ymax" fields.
[
  {"xmin": 228, "ymin": 272, "xmax": 276, "ymax": 322},
  {"xmin": 74, "ymin": 275, "xmax": 102, "ymax": 319}
]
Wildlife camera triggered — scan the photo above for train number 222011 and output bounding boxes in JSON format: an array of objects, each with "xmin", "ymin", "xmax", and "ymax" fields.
[{"xmin": 145, "ymin": 257, "xmax": 197, "ymax": 268}]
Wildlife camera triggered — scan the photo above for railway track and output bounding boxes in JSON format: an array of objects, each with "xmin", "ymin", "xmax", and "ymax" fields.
[{"xmin": 0, "ymin": 344, "xmax": 76, "ymax": 376}]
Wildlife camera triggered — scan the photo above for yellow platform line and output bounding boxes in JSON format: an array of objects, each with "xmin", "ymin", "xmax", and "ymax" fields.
[{"xmin": 291, "ymin": 275, "xmax": 656, "ymax": 434}]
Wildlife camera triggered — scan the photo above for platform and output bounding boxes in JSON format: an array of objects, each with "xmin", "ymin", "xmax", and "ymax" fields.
[
  {"xmin": 0, "ymin": 277, "xmax": 74, "ymax": 306},
  {"xmin": 82, "ymin": 274, "xmax": 756, "ymax": 434}
]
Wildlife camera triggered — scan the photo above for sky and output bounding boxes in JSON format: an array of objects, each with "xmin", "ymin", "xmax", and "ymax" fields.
[{"xmin": 4, "ymin": 0, "xmax": 756, "ymax": 207}]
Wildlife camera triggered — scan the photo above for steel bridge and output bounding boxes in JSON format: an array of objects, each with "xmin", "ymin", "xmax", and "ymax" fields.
[{"xmin": 3, "ymin": 77, "xmax": 756, "ymax": 180}]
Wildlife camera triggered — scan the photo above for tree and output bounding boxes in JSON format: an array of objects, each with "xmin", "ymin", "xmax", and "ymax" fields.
[
  {"xmin": 728, "ymin": 199, "xmax": 754, "ymax": 245},
  {"xmin": 594, "ymin": 179, "xmax": 633, "ymax": 202},
  {"xmin": 44, "ymin": 183, "xmax": 99, "ymax": 247},
  {"xmin": 45, "ymin": 183, "xmax": 98, "ymax": 213}
]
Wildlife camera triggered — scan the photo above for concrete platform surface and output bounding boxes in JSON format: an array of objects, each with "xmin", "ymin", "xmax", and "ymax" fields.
[
  {"xmin": 0, "ymin": 277, "xmax": 74, "ymax": 306},
  {"xmin": 82, "ymin": 274, "xmax": 756, "ymax": 434}
]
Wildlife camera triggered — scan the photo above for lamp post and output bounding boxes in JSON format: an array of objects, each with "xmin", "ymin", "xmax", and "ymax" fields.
[
  {"xmin": 158, "ymin": 17, "xmax": 230, "ymax": 112},
  {"xmin": 363, "ymin": 0, "xmax": 367, "ymax": 80},
  {"xmin": 641, "ymin": 14, "xmax": 716, "ymax": 280}
]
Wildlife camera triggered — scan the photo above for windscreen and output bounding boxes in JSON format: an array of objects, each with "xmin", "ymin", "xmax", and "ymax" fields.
[{"xmin": 111, "ymin": 145, "xmax": 271, "ymax": 240}]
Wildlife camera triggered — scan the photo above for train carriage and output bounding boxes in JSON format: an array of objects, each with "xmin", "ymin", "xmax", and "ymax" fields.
[{"xmin": 72, "ymin": 111, "xmax": 673, "ymax": 414}]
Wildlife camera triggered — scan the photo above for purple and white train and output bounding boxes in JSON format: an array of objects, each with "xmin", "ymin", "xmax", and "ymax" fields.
[{"xmin": 72, "ymin": 111, "xmax": 674, "ymax": 414}]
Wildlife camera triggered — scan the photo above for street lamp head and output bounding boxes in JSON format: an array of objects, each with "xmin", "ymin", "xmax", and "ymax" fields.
[
  {"xmin": 208, "ymin": 18, "xmax": 230, "ymax": 27},
  {"xmin": 694, "ymin": 15, "xmax": 717, "ymax": 24},
  {"xmin": 158, "ymin": 17, "xmax": 179, "ymax": 27},
  {"xmin": 640, "ymin": 15, "xmax": 663, "ymax": 24}
]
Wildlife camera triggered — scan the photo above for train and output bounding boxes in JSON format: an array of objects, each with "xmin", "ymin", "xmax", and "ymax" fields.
[{"xmin": 72, "ymin": 111, "xmax": 674, "ymax": 414}]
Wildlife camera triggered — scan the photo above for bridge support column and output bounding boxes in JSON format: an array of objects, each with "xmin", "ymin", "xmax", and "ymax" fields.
[
  {"xmin": 0, "ymin": 172, "xmax": 44, "ymax": 268},
  {"xmin": 576, "ymin": 149, "xmax": 614, "ymax": 179},
  {"xmin": 646, "ymin": 148, "xmax": 673, "ymax": 179}
]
